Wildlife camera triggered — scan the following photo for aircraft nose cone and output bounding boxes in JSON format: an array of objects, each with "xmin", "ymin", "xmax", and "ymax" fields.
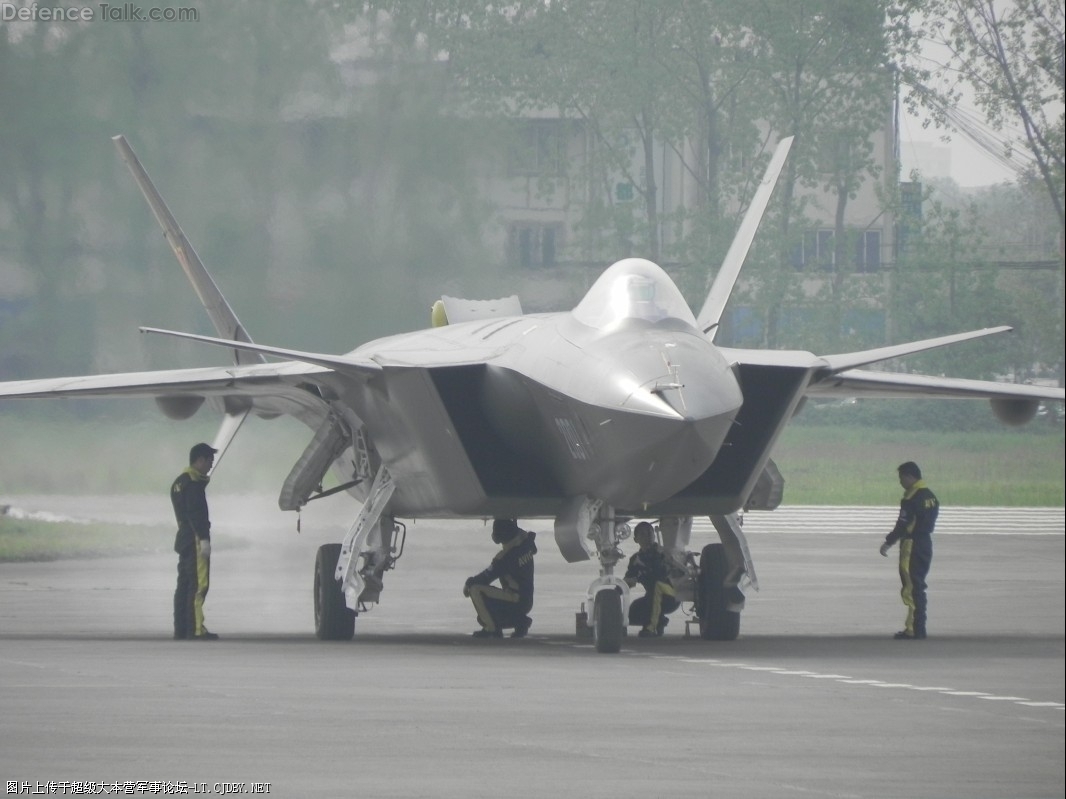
[
  {"xmin": 621, "ymin": 330, "xmax": 741, "ymax": 422},
  {"xmin": 587, "ymin": 330, "xmax": 743, "ymax": 507}
]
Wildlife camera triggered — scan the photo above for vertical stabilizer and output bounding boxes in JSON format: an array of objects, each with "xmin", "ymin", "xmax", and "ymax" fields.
[
  {"xmin": 114, "ymin": 135, "xmax": 260, "ymax": 468},
  {"xmin": 112, "ymin": 135, "xmax": 263, "ymax": 367},
  {"xmin": 696, "ymin": 136, "xmax": 793, "ymax": 338}
]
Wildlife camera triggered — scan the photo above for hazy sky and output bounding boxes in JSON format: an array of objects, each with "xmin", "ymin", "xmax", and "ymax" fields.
[{"xmin": 899, "ymin": 105, "xmax": 1020, "ymax": 187}]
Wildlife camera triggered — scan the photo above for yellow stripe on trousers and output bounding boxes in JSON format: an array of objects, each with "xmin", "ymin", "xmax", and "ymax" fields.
[
  {"xmin": 644, "ymin": 581, "xmax": 677, "ymax": 633},
  {"xmin": 898, "ymin": 539, "xmax": 915, "ymax": 636},
  {"xmin": 468, "ymin": 584, "xmax": 517, "ymax": 633},
  {"xmin": 194, "ymin": 550, "xmax": 210, "ymax": 636}
]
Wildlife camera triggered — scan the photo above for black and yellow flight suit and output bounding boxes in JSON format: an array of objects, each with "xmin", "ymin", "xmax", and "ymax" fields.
[
  {"xmin": 625, "ymin": 543, "xmax": 680, "ymax": 636},
  {"xmin": 883, "ymin": 480, "xmax": 939, "ymax": 639},
  {"xmin": 465, "ymin": 524, "xmax": 537, "ymax": 637},
  {"xmin": 171, "ymin": 467, "xmax": 212, "ymax": 639}
]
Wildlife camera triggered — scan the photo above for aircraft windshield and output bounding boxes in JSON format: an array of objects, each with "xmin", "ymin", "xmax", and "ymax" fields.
[{"xmin": 572, "ymin": 258, "xmax": 697, "ymax": 330}]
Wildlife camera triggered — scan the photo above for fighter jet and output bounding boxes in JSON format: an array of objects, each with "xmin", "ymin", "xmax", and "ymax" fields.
[{"xmin": 1, "ymin": 136, "xmax": 1061, "ymax": 652}]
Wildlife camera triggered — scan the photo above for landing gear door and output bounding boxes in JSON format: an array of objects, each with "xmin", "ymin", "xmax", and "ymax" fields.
[{"xmin": 553, "ymin": 495, "xmax": 598, "ymax": 563}]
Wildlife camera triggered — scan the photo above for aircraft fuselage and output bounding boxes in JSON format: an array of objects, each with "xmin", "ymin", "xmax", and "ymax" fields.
[{"xmin": 342, "ymin": 265, "xmax": 744, "ymax": 518}]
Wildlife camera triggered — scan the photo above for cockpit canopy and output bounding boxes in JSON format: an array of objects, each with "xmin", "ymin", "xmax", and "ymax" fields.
[{"xmin": 572, "ymin": 258, "xmax": 698, "ymax": 331}]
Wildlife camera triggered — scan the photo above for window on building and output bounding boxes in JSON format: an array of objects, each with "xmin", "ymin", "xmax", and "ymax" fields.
[
  {"xmin": 854, "ymin": 230, "xmax": 881, "ymax": 273},
  {"xmin": 508, "ymin": 223, "xmax": 563, "ymax": 268},
  {"xmin": 793, "ymin": 228, "xmax": 881, "ymax": 272},
  {"xmin": 793, "ymin": 229, "xmax": 836, "ymax": 270},
  {"xmin": 509, "ymin": 121, "xmax": 568, "ymax": 177}
]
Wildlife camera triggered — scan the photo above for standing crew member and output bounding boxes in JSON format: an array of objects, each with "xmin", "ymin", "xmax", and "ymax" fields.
[
  {"xmin": 880, "ymin": 461, "xmax": 939, "ymax": 640},
  {"xmin": 624, "ymin": 521, "xmax": 680, "ymax": 637},
  {"xmin": 171, "ymin": 442, "xmax": 219, "ymax": 640},
  {"xmin": 464, "ymin": 519, "xmax": 537, "ymax": 638}
]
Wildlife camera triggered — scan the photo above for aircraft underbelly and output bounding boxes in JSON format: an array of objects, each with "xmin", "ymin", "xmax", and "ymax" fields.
[
  {"xmin": 514, "ymin": 378, "xmax": 735, "ymax": 508},
  {"xmin": 347, "ymin": 363, "xmax": 737, "ymax": 518},
  {"xmin": 469, "ymin": 363, "xmax": 736, "ymax": 508}
]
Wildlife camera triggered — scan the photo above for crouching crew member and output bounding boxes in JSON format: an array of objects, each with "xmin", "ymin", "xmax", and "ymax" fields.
[
  {"xmin": 464, "ymin": 519, "xmax": 537, "ymax": 638},
  {"xmin": 879, "ymin": 461, "xmax": 939, "ymax": 640},
  {"xmin": 625, "ymin": 522, "xmax": 680, "ymax": 637}
]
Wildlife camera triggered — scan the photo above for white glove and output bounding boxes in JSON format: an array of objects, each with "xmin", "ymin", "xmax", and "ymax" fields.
[
  {"xmin": 198, "ymin": 539, "xmax": 211, "ymax": 558},
  {"xmin": 879, "ymin": 542, "xmax": 890, "ymax": 557}
]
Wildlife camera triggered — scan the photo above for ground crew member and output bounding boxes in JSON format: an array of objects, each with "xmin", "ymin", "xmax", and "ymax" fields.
[
  {"xmin": 464, "ymin": 518, "xmax": 537, "ymax": 638},
  {"xmin": 171, "ymin": 442, "xmax": 219, "ymax": 640},
  {"xmin": 625, "ymin": 521, "xmax": 680, "ymax": 637},
  {"xmin": 880, "ymin": 461, "xmax": 939, "ymax": 639}
]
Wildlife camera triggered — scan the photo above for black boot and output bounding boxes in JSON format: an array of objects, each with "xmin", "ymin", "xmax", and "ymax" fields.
[{"xmin": 511, "ymin": 616, "xmax": 532, "ymax": 638}]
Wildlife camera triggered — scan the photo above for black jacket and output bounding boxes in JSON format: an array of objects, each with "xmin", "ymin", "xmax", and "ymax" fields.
[
  {"xmin": 625, "ymin": 543, "xmax": 676, "ymax": 593},
  {"xmin": 171, "ymin": 467, "xmax": 211, "ymax": 553},
  {"xmin": 884, "ymin": 480, "xmax": 939, "ymax": 547},
  {"xmin": 470, "ymin": 530, "xmax": 537, "ymax": 613}
]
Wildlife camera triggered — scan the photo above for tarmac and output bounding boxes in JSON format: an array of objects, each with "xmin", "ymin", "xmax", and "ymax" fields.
[{"xmin": 1, "ymin": 495, "xmax": 1063, "ymax": 798}]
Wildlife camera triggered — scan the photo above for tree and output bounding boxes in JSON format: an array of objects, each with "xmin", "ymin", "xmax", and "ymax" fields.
[
  {"xmin": 0, "ymin": 3, "xmax": 496, "ymax": 377},
  {"xmin": 732, "ymin": 0, "xmax": 896, "ymax": 350},
  {"xmin": 373, "ymin": 0, "xmax": 771, "ymax": 271},
  {"xmin": 890, "ymin": 0, "xmax": 1065, "ymax": 227},
  {"xmin": 890, "ymin": 0, "xmax": 1064, "ymax": 386}
]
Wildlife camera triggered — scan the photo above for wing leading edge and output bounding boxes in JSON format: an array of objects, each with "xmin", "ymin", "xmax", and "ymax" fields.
[
  {"xmin": 809, "ymin": 326, "xmax": 1064, "ymax": 405},
  {"xmin": 139, "ymin": 327, "xmax": 383, "ymax": 379},
  {"xmin": 721, "ymin": 326, "xmax": 1064, "ymax": 414},
  {"xmin": 0, "ymin": 361, "xmax": 334, "ymax": 417},
  {"xmin": 805, "ymin": 368, "xmax": 1065, "ymax": 402}
]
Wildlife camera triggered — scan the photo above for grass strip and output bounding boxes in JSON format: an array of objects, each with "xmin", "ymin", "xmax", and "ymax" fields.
[{"xmin": 0, "ymin": 513, "xmax": 172, "ymax": 561}]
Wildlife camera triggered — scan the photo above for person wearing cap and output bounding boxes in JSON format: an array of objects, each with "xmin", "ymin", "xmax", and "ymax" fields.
[
  {"xmin": 624, "ymin": 521, "xmax": 681, "ymax": 637},
  {"xmin": 463, "ymin": 519, "xmax": 537, "ymax": 638},
  {"xmin": 879, "ymin": 461, "xmax": 939, "ymax": 640},
  {"xmin": 170, "ymin": 442, "xmax": 219, "ymax": 640}
]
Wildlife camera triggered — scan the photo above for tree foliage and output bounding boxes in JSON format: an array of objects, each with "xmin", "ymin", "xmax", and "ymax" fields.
[
  {"xmin": 890, "ymin": 0, "xmax": 1065, "ymax": 227},
  {"xmin": 0, "ymin": 2, "xmax": 494, "ymax": 380},
  {"xmin": 374, "ymin": 0, "xmax": 895, "ymax": 321},
  {"xmin": 0, "ymin": 1, "xmax": 1059, "ymax": 419}
]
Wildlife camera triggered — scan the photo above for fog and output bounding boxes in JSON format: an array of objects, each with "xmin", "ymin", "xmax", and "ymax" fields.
[{"xmin": 1, "ymin": 4, "xmax": 1061, "ymax": 497}]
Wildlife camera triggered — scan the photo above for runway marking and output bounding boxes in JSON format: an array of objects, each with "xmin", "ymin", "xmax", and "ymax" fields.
[
  {"xmin": 690, "ymin": 506, "xmax": 1065, "ymax": 537},
  {"xmin": 634, "ymin": 652, "xmax": 1065, "ymax": 712},
  {"xmin": 1017, "ymin": 701, "xmax": 1065, "ymax": 708}
]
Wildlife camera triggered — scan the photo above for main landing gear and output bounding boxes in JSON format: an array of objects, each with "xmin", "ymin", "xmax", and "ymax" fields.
[
  {"xmin": 695, "ymin": 513, "xmax": 756, "ymax": 641},
  {"xmin": 313, "ymin": 465, "xmax": 405, "ymax": 641}
]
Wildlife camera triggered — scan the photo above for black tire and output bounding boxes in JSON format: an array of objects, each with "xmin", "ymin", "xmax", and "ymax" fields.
[
  {"xmin": 593, "ymin": 588, "xmax": 624, "ymax": 654},
  {"xmin": 314, "ymin": 543, "xmax": 356, "ymax": 641},
  {"xmin": 697, "ymin": 543, "xmax": 741, "ymax": 641}
]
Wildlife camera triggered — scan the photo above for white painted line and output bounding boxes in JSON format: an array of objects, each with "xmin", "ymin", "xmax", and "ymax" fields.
[
  {"xmin": 1016, "ymin": 701, "xmax": 1066, "ymax": 708},
  {"xmin": 736, "ymin": 665, "xmax": 788, "ymax": 672},
  {"xmin": 561, "ymin": 641, "xmax": 1064, "ymax": 713}
]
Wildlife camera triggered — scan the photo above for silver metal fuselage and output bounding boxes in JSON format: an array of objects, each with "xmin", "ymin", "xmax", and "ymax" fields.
[{"xmin": 340, "ymin": 309, "xmax": 743, "ymax": 518}]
